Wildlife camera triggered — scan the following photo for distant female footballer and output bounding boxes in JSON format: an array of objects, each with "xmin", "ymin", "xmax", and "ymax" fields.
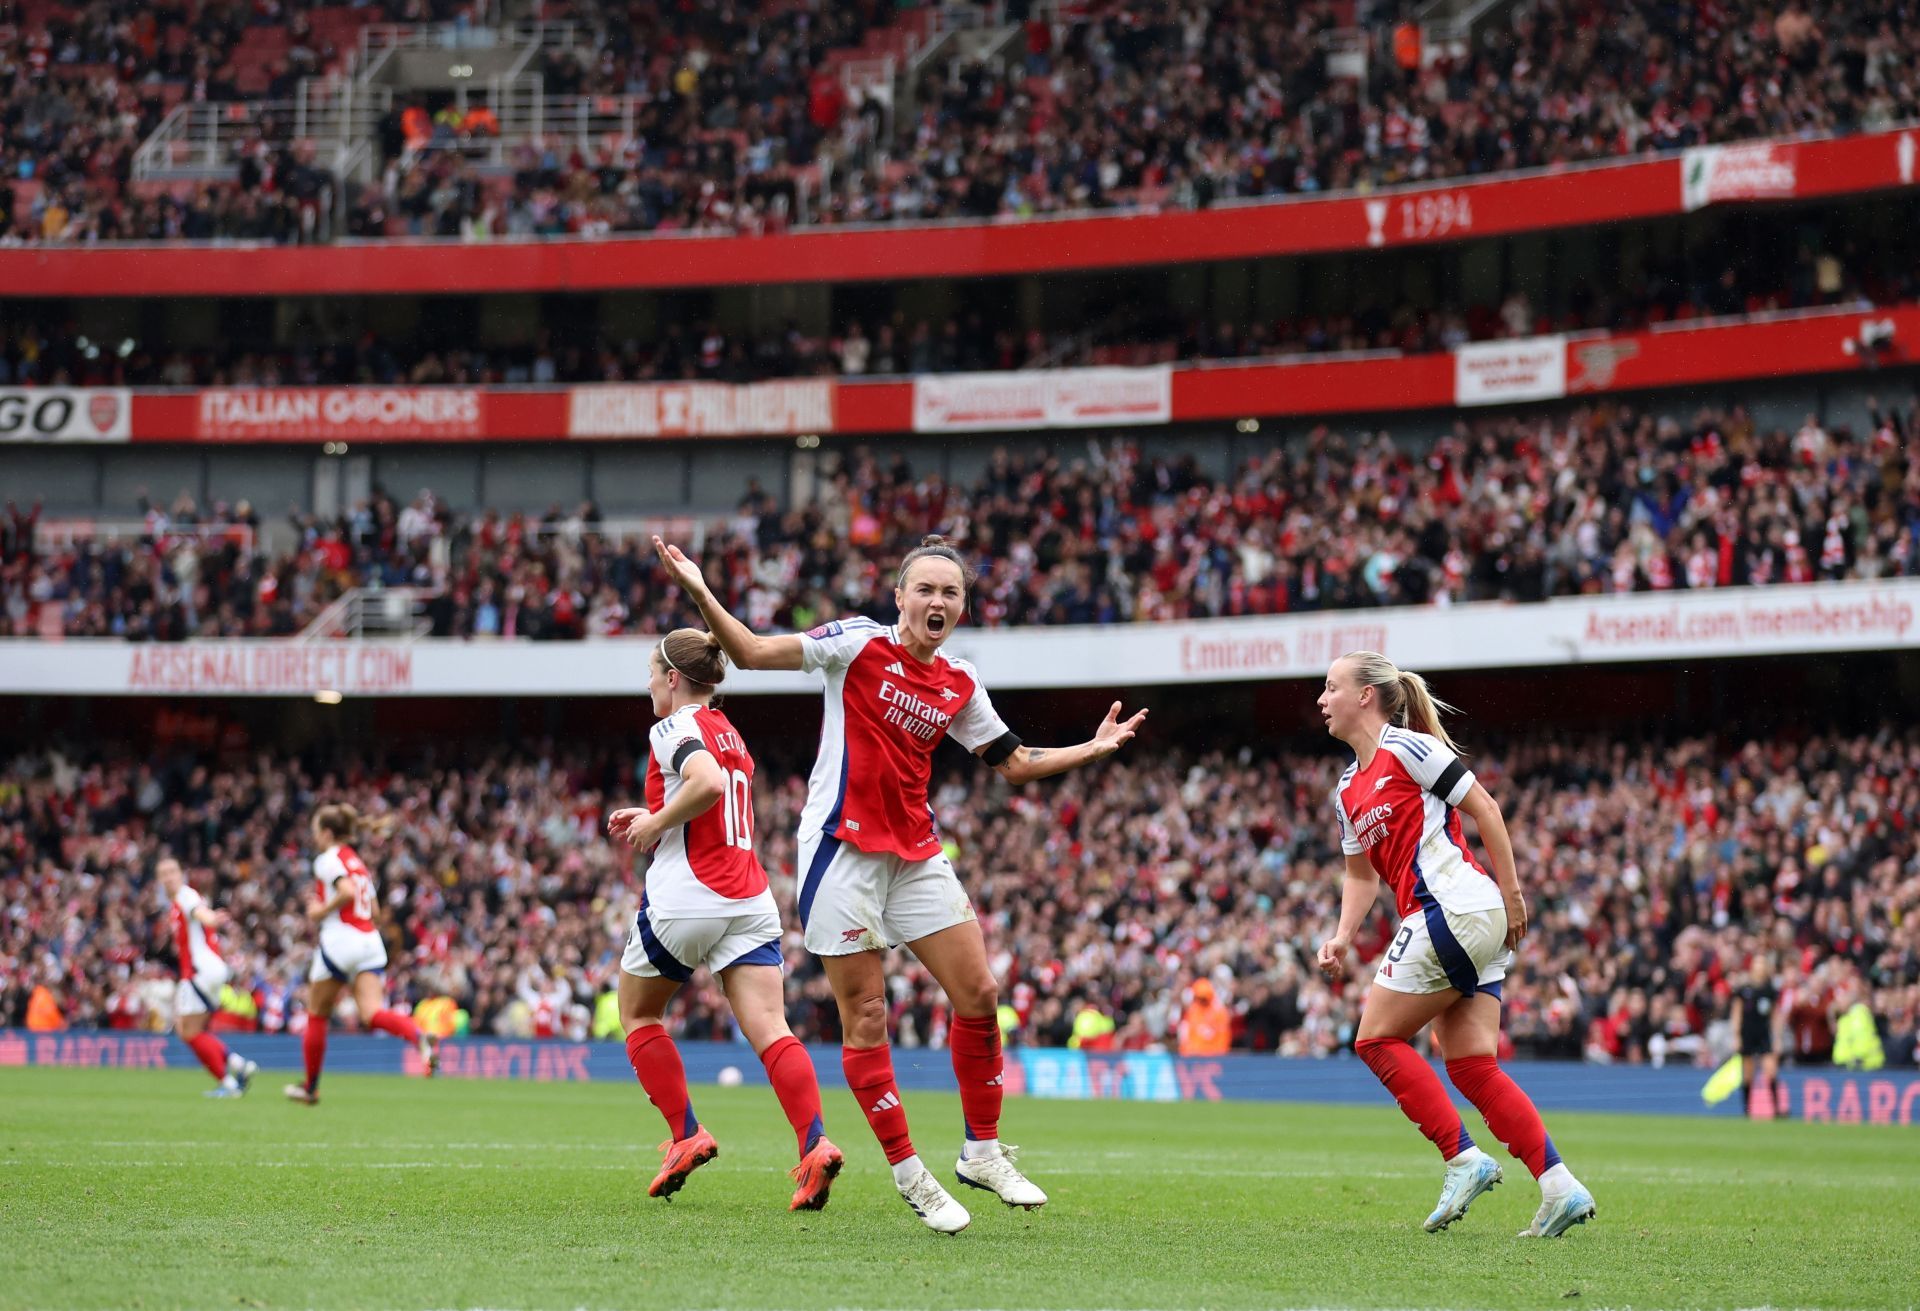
[
  {"xmin": 605, "ymin": 627, "xmax": 843, "ymax": 1211},
  {"xmin": 1315, "ymin": 652, "xmax": 1596, "ymax": 1238},
  {"xmin": 158, "ymin": 857, "xmax": 258, "ymax": 1098},
  {"xmin": 654, "ymin": 532, "xmax": 1146, "ymax": 1234},
  {"xmin": 284, "ymin": 804, "xmax": 438, "ymax": 1104}
]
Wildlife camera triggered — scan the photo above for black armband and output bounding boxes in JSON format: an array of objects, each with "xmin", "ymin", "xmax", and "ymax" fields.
[
  {"xmin": 671, "ymin": 739, "xmax": 710, "ymax": 773},
  {"xmin": 981, "ymin": 731, "xmax": 1023, "ymax": 768},
  {"xmin": 1430, "ymin": 759, "xmax": 1468, "ymax": 802}
]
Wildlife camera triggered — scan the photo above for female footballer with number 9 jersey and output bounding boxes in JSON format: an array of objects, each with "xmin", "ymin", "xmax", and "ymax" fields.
[
  {"xmin": 1316, "ymin": 651, "xmax": 1596, "ymax": 1239},
  {"xmin": 654, "ymin": 532, "xmax": 1146, "ymax": 1235}
]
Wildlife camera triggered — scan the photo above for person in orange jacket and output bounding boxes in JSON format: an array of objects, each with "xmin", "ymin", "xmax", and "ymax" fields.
[
  {"xmin": 26, "ymin": 981, "xmax": 66, "ymax": 1031},
  {"xmin": 1177, "ymin": 978, "xmax": 1232, "ymax": 1056},
  {"xmin": 401, "ymin": 101, "xmax": 432, "ymax": 151}
]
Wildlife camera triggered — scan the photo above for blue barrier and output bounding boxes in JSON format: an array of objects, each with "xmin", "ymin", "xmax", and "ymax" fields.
[{"xmin": 4, "ymin": 1029, "xmax": 1915, "ymax": 1125}]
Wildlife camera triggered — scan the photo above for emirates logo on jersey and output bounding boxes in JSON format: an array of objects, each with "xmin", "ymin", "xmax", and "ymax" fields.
[
  {"xmin": 877, "ymin": 679, "xmax": 954, "ymax": 742},
  {"xmin": 1351, "ymin": 800, "xmax": 1395, "ymax": 851}
]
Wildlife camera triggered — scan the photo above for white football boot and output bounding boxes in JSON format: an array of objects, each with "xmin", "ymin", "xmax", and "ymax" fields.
[
  {"xmin": 896, "ymin": 1164, "xmax": 971, "ymax": 1234},
  {"xmin": 1424, "ymin": 1149, "xmax": 1502, "ymax": 1232},
  {"xmin": 954, "ymin": 1142, "xmax": 1048, "ymax": 1210},
  {"xmin": 1517, "ymin": 1181, "xmax": 1597, "ymax": 1238}
]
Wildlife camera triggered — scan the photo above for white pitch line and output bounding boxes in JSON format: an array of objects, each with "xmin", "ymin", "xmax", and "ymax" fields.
[{"xmin": 20, "ymin": 1156, "xmax": 1917, "ymax": 1191}]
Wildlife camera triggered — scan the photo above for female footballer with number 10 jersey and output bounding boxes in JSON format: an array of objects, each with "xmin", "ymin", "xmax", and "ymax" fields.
[
  {"xmin": 1317, "ymin": 651, "xmax": 1596, "ymax": 1238},
  {"xmin": 654, "ymin": 532, "xmax": 1146, "ymax": 1235},
  {"xmin": 605, "ymin": 627, "xmax": 843, "ymax": 1212}
]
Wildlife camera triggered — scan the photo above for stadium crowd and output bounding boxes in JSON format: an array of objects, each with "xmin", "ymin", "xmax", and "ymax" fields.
[
  {"xmin": 4, "ymin": 395, "xmax": 1917, "ymax": 640},
  {"xmin": 0, "ymin": 0, "xmax": 378, "ymax": 244},
  {"xmin": 7, "ymin": 0, "xmax": 1920, "ymax": 242},
  {"xmin": 2, "ymin": 722, "xmax": 1915, "ymax": 1072}
]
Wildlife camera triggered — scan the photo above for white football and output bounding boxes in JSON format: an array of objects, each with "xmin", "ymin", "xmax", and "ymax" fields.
[{"xmin": 717, "ymin": 1065, "xmax": 743, "ymax": 1087}]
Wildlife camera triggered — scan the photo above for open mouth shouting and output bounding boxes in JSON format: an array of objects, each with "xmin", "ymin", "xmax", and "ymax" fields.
[{"xmin": 925, "ymin": 612, "xmax": 948, "ymax": 637}]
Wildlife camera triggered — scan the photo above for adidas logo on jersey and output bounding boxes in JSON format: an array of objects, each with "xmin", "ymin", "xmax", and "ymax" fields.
[
  {"xmin": 886, "ymin": 661, "xmax": 906, "ymax": 675},
  {"xmin": 870, "ymin": 1091, "xmax": 900, "ymax": 1114}
]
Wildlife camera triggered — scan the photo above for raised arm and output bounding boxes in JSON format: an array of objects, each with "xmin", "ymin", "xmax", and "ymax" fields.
[
  {"xmin": 981, "ymin": 701, "xmax": 1147, "ymax": 785},
  {"xmin": 653, "ymin": 535, "xmax": 804, "ymax": 671}
]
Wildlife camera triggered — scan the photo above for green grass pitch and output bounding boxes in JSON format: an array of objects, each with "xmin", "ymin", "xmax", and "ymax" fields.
[{"xmin": 2, "ymin": 1067, "xmax": 1914, "ymax": 1310}]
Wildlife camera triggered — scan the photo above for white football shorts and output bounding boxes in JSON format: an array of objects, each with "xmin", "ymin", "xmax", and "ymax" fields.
[
  {"xmin": 620, "ymin": 902, "xmax": 784, "ymax": 980},
  {"xmin": 1372, "ymin": 904, "xmax": 1511, "ymax": 998},
  {"xmin": 309, "ymin": 923, "xmax": 389, "ymax": 984},
  {"xmin": 795, "ymin": 834, "xmax": 976, "ymax": 956},
  {"xmin": 174, "ymin": 959, "xmax": 233, "ymax": 1017}
]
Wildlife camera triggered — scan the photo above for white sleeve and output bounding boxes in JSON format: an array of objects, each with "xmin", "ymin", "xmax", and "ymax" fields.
[
  {"xmin": 946, "ymin": 666, "xmax": 1011, "ymax": 752},
  {"xmin": 1383, "ymin": 728, "xmax": 1476, "ymax": 807},
  {"xmin": 649, "ymin": 713, "xmax": 707, "ymax": 779},
  {"xmin": 313, "ymin": 851, "xmax": 342, "ymax": 894},
  {"xmin": 1332, "ymin": 791, "xmax": 1363, "ymax": 856},
  {"xmin": 798, "ymin": 617, "xmax": 885, "ymax": 674},
  {"xmin": 175, "ymin": 885, "xmax": 204, "ymax": 914}
]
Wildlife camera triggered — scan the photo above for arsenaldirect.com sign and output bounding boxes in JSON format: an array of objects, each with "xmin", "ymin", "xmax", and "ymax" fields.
[{"xmin": 2, "ymin": 579, "xmax": 1916, "ymax": 697}]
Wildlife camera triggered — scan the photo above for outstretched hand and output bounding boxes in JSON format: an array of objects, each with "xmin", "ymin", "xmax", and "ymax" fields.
[
  {"xmin": 652, "ymin": 535, "xmax": 710, "ymax": 600},
  {"xmin": 1091, "ymin": 702, "xmax": 1148, "ymax": 758}
]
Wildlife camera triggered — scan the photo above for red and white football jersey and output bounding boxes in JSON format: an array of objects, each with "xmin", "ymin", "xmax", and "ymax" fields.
[
  {"xmin": 641, "ymin": 705, "xmax": 775, "ymax": 916},
  {"xmin": 798, "ymin": 618, "xmax": 1010, "ymax": 861},
  {"xmin": 313, "ymin": 844, "xmax": 378, "ymax": 932},
  {"xmin": 169, "ymin": 883, "xmax": 224, "ymax": 980},
  {"xmin": 1332, "ymin": 725, "xmax": 1502, "ymax": 920}
]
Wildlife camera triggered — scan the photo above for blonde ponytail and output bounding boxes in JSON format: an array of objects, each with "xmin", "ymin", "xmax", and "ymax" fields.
[
  {"xmin": 1395, "ymin": 669, "xmax": 1464, "ymax": 755},
  {"xmin": 1342, "ymin": 651, "xmax": 1466, "ymax": 755}
]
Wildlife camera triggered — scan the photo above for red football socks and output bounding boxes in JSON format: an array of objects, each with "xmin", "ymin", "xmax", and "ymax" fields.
[
  {"xmin": 760, "ymin": 1035, "xmax": 826, "ymax": 1156},
  {"xmin": 185, "ymin": 1031, "xmax": 230, "ymax": 1081},
  {"xmin": 1356, "ymin": 1036, "xmax": 1473, "ymax": 1159},
  {"xmin": 1446, "ymin": 1055, "xmax": 1562, "ymax": 1177},
  {"xmin": 842, "ymin": 1042, "xmax": 914, "ymax": 1165},
  {"xmin": 625, "ymin": 1024, "xmax": 698, "ymax": 1141},
  {"xmin": 950, "ymin": 1014, "xmax": 1004, "ymax": 1142},
  {"xmin": 368, "ymin": 1009, "xmax": 422, "ymax": 1043},
  {"xmin": 302, "ymin": 1020, "xmax": 328, "ymax": 1093}
]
